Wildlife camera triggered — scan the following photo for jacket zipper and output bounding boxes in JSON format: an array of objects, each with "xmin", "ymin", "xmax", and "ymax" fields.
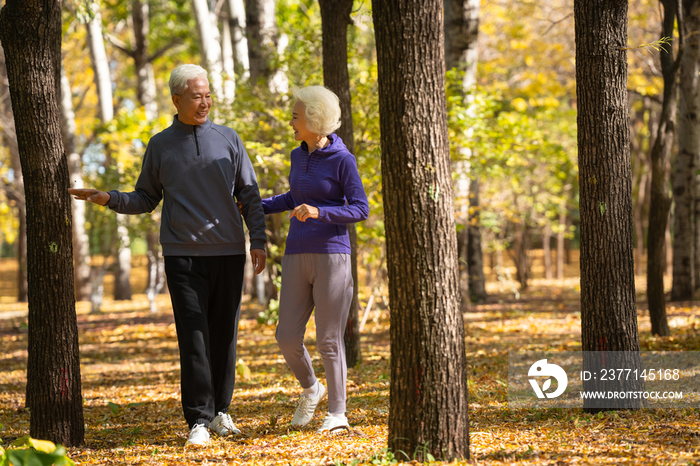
[{"xmin": 193, "ymin": 126, "xmax": 201, "ymax": 157}]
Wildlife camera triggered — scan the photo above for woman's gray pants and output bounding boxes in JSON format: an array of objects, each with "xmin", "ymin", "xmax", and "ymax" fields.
[{"xmin": 275, "ymin": 253, "xmax": 353, "ymax": 414}]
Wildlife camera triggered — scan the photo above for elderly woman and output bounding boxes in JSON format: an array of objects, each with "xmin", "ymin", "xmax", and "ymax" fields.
[{"xmin": 263, "ymin": 86, "xmax": 369, "ymax": 433}]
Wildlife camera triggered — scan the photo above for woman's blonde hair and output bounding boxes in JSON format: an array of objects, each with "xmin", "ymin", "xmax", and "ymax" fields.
[{"xmin": 292, "ymin": 86, "xmax": 342, "ymax": 136}]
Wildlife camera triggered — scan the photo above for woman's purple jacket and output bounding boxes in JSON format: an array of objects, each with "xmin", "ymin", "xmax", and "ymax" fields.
[{"xmin": 261, "ymin": 134, "xmax": 369, "ymax": 255}]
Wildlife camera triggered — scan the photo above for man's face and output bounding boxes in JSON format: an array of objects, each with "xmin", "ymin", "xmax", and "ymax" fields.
[{"xmin": 172, "ymin": 77, "xmax": 212, "ymax": 126}]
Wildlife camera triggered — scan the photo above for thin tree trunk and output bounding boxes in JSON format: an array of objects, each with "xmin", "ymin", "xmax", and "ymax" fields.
[
  {"xmin": 513, "ymin": 222, "xmax": 530, "ymax": 290},
  {"xmin": 0, "ymin": 0, "xmax": 85, "ymax": 445},
  {"xmin": 191, "ymin": 0, "xmax": 225, "ymax": 101},
  {"xmin": 244, "ymin": 0, "xmax": 277, "ymax": 84},
  {"xmin": 647, "ymin": 0, "xmax": 681, "ymax": 337},
  {"xmin": 467, "ymin": 177, "xmax": 487, "ymax": 301},
  {"xmin": 0, "ymin": 44, "xmax": 27, "ymax": 301},
  {"xmin": 635, "ymin": 159, "xmax": 648, "ymax": 276},
  {"xmin": 372, "ymin": 0, "xmax": 469, "ymax": 459},
  {"xmin": 132, "ymin": 0, "xmax": 158, "ymax": 120},
  {"xmin": 221, "ymin": 13, "xmax": 236, "ymax": 102},
  {"xmin": 60, "ymin": 66, "xmax": 91, "ymax": 302},
  {"xmin": 86, "ymin": 5, "xmax": 113, "ymax": 122},
  {"xmin": 543, "ymin": 223, "xmax": 552, "ymax": 279},
  {"xmin": 319, "ymin": 0, "xmax": 361, "ymax": 368},
  {"xmin": 575, "ymin": 0, "xmax": 643, "ymax": 411},
  {"xmin": 556, "ymin": 211, "xmax": 565, "ymax": 280},
  {"xmin": 227, "ymin": 0, "xmax": 249, "ymax": 77}
]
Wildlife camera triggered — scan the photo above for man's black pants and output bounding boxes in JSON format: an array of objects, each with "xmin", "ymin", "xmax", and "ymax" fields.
[{"xmin": 164, "ymin": 255, "xmax": 246, "ymax": 428}]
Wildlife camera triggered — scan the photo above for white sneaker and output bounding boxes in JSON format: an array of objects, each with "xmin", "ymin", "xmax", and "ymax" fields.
[
  {"xmin": 186, "ymin": 423, "xmax": 210, "ymax": 446},
  {"xmin": 291, "ymin": 383, "xmax": 326, "ymax": 427},
  {"xmin": 317, "ymin": 414, "xmax": 350, "ymax": 434},
  {"xmin": 210, "ymin": 412, "xmax": 241, "ymax": 436}
]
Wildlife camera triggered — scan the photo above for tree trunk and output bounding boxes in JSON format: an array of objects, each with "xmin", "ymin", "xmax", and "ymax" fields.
[
  {"xmin": 574, "ymin": 0, "xmax": 643, "ymax": 411},
  {"xmin": 86, "ymin": 5, "xmax": 113, "ymax": 122},
  {"xmin": 556, "ymin": 211, "xmax": 565, "ymax": 280},
  {"xmin": 0, "ymin": 44, "xmax": 28, "ymax": 301},
  {"xmin": 319, "ymin": 0, "xmax": 361, "ymax": 368},
  {"xmin": 244, "ymin": 0, "xmax": 277, "ymax": 84},
  {"xmin": 191, "ymin": 0, "xmax": 226, "ymax": 101},
  {"xmin": 0, "ymin": 0, "xmax": 85, "ymax": 445},
  {"xmin": 513, "ymin": 222, "xmax": 529, "ymax": 290},
  {"xmin": 647, "ymin": 0, "xmax": 681, "ymax": 336},
  {"xmin": 634, "ymin": 156, "xmax": 648, "ymax": 276},
  {"xmin": 132, "ymin": 0, "xmax": 158, "ymax": 120},
  {"xmin": 467, "ymin": 178, "xmax": 487, "ymax": 301},
  {"xmin": 227, "ymin": 0, "xmax": 249, "ymax": 77},
  {"xmin": 444, "ymin": 0, "xmax": 486, "ymax": 305},
  {"xmin": 60, "ymin": 66, "xmax": 91, "ymax": 302},
  {"xmin": 221, "ymin": 13, "xmax": 236, "ymax": 102},
  {"xmin": 679, "ymin": 0, "xmax": 700, "ymax": 296},
  {"xmin": 543, "ymin": 223, "xmax": 552, "ymax": 279},
  {"xmin": 372, "ymin": 0, "xmax": 469, "ymax": 460}
]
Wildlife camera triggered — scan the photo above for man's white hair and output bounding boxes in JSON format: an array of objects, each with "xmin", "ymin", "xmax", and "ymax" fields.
[
  {"xmin": 292, "ymin": 86, "xmax": 341, "ymax": 136},
  {"xmin": 169, "ymin": 64, "xmax": 208, "ymax": 95}
]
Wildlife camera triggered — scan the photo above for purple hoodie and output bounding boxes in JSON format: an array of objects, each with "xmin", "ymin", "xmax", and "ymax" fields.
[{"xmin": 262, "ymin": 134, "xmax": 369, "ymax": 255}]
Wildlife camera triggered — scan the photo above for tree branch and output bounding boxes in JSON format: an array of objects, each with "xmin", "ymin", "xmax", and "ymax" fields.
[{"xmin": 148, "ymin": 39, "xmax": 184, "ymax": 63}]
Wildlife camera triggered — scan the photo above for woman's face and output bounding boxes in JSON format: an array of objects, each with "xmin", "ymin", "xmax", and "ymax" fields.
[{"xmin": 290, "ymin": 101, "xmax": 317, "ymax": 142}]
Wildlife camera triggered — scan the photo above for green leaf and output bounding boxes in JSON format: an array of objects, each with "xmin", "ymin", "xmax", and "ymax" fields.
[{"xmin": 108, "ymin": 402, "xmax": 120, "ymax": 415}]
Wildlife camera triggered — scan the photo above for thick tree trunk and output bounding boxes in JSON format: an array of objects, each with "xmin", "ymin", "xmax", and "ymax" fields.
[
  {"xmin": 574, "ymin": 0, "xmax": 643, "ymax": 411},
  {"xmin": 319, "ymin": 0, "xmax": 361, "ymax": 368},
  {"xmin": 679, "ymin": 0, "xmax": 700, "ymax": 297},
  {"xmin": 372, "ymin": 0, "xmax": 469, "ymax": 460},
  {"xmin": 191, "ymin": 0, "xmax": 226, "ymax": 101},
  {"xmin": 0, "ymin": 0, "xmax": 84, "ymax": 445},
  {"xmin": 244, "ymin": 0, "xmax": 277, "ymax": 83},
  {"xmin": 227, "ymin": 0, "xmax": 249, "ymax": 77},
  {"xmin": 60, "ymin": 66, "xmax": 91, "ymax": 301},
  {"xmin": 647, "ymin": 0, "xmax": 680, "ymax": 336},
  {"xmin": 132, "ymin": 0, "xmax": 158, "ymax": 120},
  {"xmin": 0, "ymin": 44, "xmax": 28, "ymax": 301}
]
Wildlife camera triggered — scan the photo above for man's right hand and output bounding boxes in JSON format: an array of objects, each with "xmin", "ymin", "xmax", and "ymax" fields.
[{"xmin": 68, "ymin": 188, "xmax": 110, "ymax": 206}]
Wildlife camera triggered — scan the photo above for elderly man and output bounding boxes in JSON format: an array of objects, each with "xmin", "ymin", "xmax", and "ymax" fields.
[{"xmin": 69, "ymin": 64, "xmax": 267, "ymax": 447}]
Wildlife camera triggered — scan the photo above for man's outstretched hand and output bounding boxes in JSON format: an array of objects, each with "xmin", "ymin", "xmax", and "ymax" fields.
[{"xmin": 68, "ymin": 188, "xmax": 110, "ymax": 206}]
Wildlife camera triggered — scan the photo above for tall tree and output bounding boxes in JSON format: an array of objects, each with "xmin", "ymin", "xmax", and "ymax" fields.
[
  {"xmin": 132, "ymin": 0, "xmax": 158, "ymax": 120},
  {"xmin": 319, "ymin": 0, "xmax": 361, "ymax": 368},
  {"xmin": 227, "ymin": 0, "xmax": 249, "ymax": 77},
  {"xmin": 444, "ymin": 0, "xmax": 486, "ymax": 303},
  {"xmin": 60, "ymin": 66, "xmax": 91, "ymax": 302},
  {"xmin": 86, "ymin": 1, "xmax": 133, "ymax": 300},
  {"xmin": 191, "ymin": 0, "xmax": 229, "ymax": 103},
  {"xmin": 647, "ymin": 0, "xmax": 682, "ymax": 336},
  {"xmin": 0, "ymin": 44, "xmax": 28, "ymax": 302},
  {"xmin": 0, "ymin": 0, "xmax": 85, "ymax": 445},
  {"xmin": 244, "ymin": 0, "xmax": 277, "ymax": 83},
  {"xmin": 574, "ymin": 0, "xmax": 643, "ymax": 410},
  {"xmin": 372, "ymin": 0, "xmax": 469, "ymax": 460},
  {"xmin": 674, "ymin": 0, "xmax": 700, "ymax": 300}
]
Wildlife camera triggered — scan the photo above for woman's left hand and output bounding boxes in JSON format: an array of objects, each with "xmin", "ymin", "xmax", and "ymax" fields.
[{"xmin": 290, "ymin": 204, "xmax": 319, "ymax": 222}]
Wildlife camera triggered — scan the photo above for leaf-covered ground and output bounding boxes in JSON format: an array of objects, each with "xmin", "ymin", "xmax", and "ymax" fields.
[{"xmin": 1, "ymin": 267, "xmax": 699, "ymax": 465}]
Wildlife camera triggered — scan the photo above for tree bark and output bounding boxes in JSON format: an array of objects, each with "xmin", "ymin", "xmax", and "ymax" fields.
[
  {"xmin": 543, "ymin": 223, "xmax": 552, "ymax": 279},
  {"xmin": 679, "ymin": 0, "xmax": 700, "ymax": 298},
  {"xmin": 0, "ymin": 0, "xmax": 85, "ymax": 445},
  {"xmin": 244, "ymin": 0, "xmax": 277, "ymax": 83},
  {"xmin": 647, "ymin": 0, "xmax": 681, "ymax": 336},
  {"xmin": 444, "ymin": 0, "xmax": 486, "ymax": 304},
  {"xmin": 191, "ymin": 0, "xmax": 226, "ymax": 101},
  {"xmin": 227, "ymin": 0, "xmax": 249, "ymax": 77},
  {"xmin": 0, "ymin": 44, "xmax": 27, "ymax": 301},
  {"xmin": 575, "ymin": 0, "xmax": 643, "ymax": 411},
  {"xmin": 467, "ymin": 178, "xmax": 487, "ymax": 301},
  {"xmin": 319, "ymin": 0, "xmax": 361, "ymax": 368},
  {"xmin": 372, "ymin": 0, "xmax": 469, "ymax": 460},
  {"xmin": 132, "ymin": 0, "xmax": 158, "ymax": 120},
  {"xmin": 60, "ymin": 66, "xmax": 91, "ymax": 302}
]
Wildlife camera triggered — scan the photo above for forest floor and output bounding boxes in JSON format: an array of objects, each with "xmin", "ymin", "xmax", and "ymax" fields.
[{"xmin": 0, "ymin": 265, "xmax": 699, "ymax": 465}]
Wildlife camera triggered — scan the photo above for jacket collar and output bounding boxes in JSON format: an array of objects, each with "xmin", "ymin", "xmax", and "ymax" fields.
[
  {"xmin": 300, "ymin": 133, "xmax": 346, "ymax": 155},
  {"xmin": 172, "ymin": 114, "xmax": 213, "ymax": 134}
]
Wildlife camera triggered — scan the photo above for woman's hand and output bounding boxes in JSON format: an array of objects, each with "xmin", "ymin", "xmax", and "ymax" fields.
[
  {"xmin": 290, "ymin": 204, "xmax": 319, "ymax": 222},
  {"xmin": 68, "ymin": 188, "xmax": 110, "ymax": 206}
]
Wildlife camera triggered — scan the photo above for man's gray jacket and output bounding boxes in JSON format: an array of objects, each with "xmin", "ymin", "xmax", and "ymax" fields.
[{"xmin": 107, "ymin": 115, "xmax": 267, "ymax": 256}]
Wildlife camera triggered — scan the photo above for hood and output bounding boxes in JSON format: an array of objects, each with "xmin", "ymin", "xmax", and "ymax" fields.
[{"xmin": 300, "ymin": 133, "xmax": 347, "ymax": 156}]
